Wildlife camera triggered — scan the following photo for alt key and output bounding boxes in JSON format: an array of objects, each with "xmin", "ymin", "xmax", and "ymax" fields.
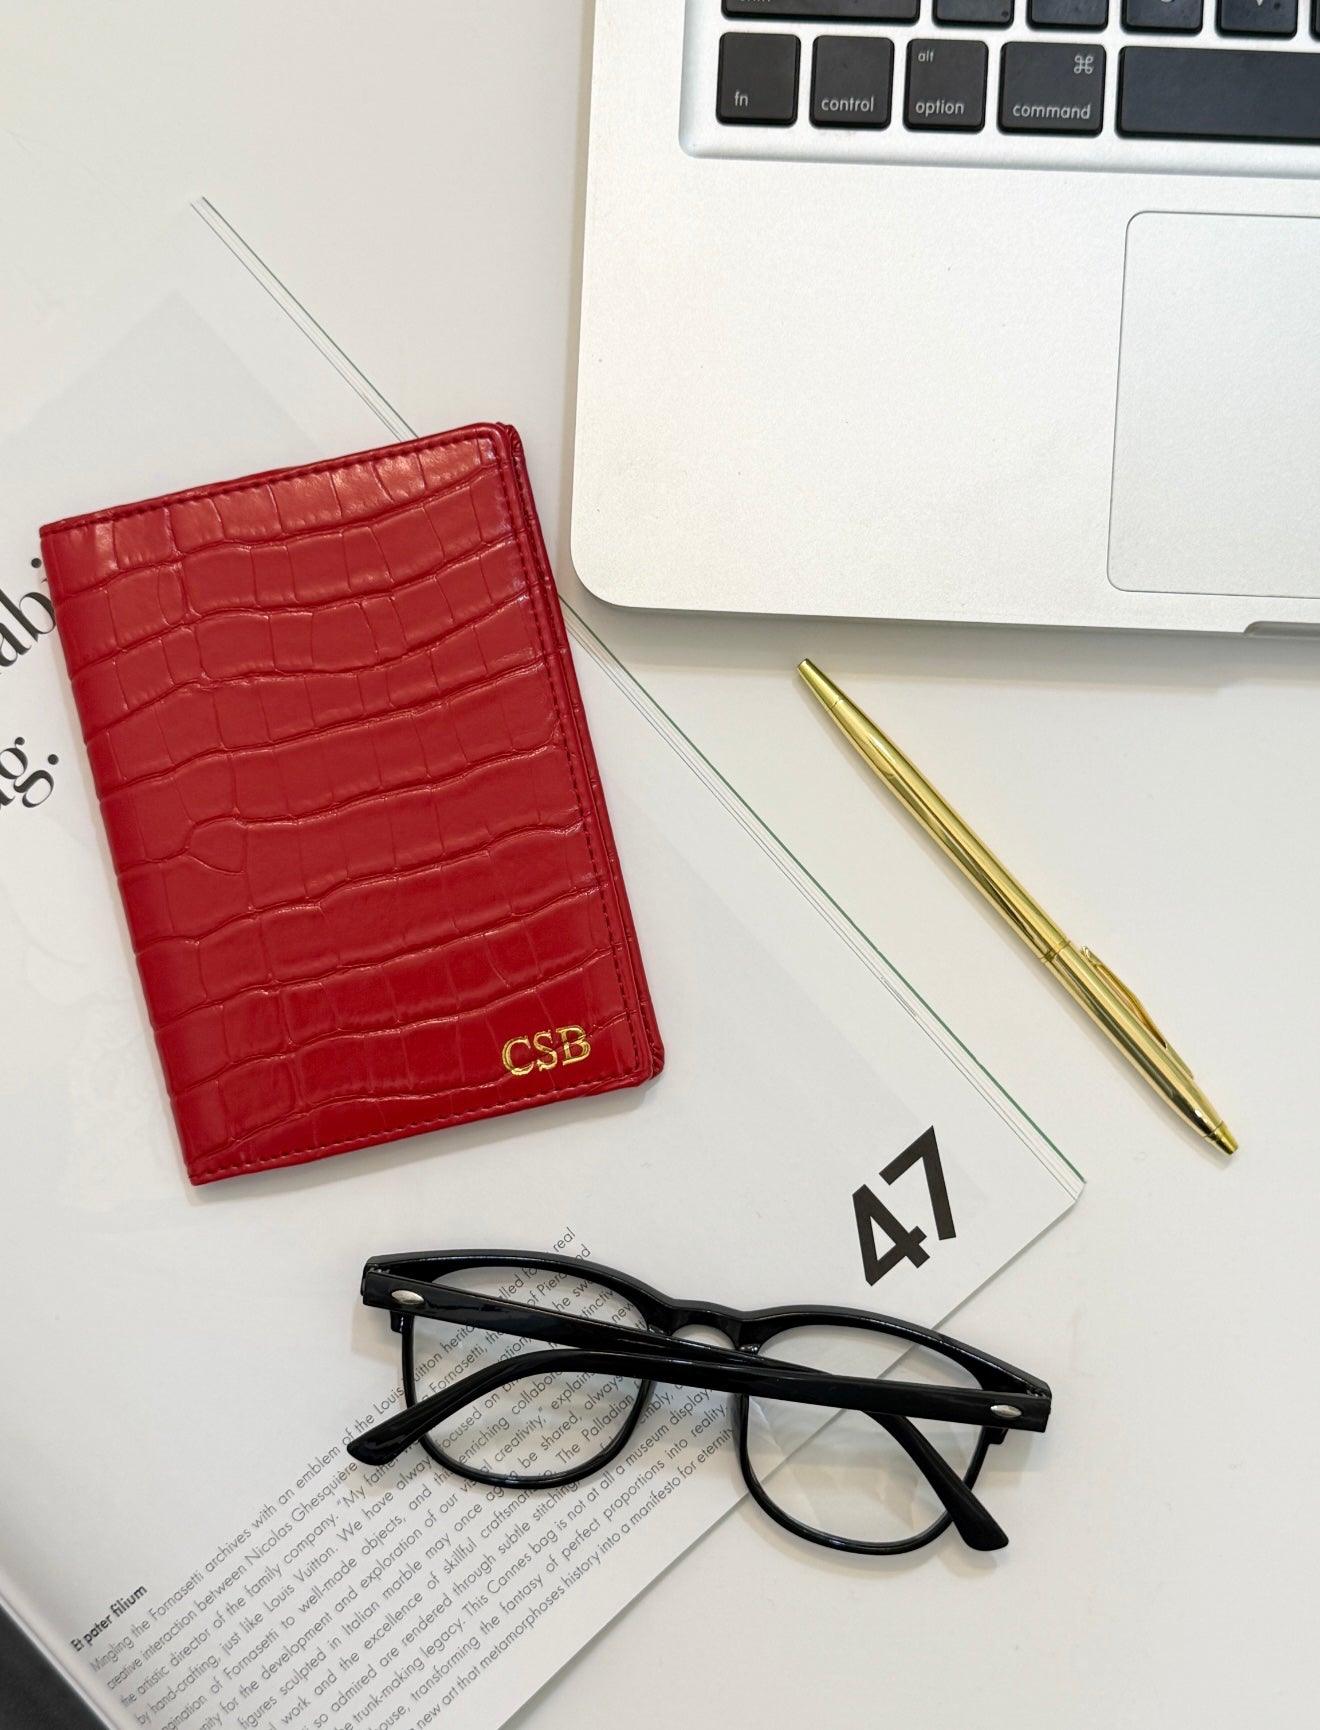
[{"xmin": 905, "ymin": 40, "xmax": 988, "ymax": 131}]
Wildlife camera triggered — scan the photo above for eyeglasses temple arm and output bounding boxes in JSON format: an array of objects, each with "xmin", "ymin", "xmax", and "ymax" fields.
[
  {"xmin": 362, "ymin": 1277, "xmax": 1047, "ymax": 1419},
  {"xmin": 360, "ymin": 1271, "xmax": 675, "ymax": 1352},
  {"xmin": 362, "ymin": 1274, "xmax": 1047, "ymax": 1408},
  {"xmin": 346, "ymin": 1347, "xmax": 1016, "ymax": 1550},
  {"xmin": 351, "ymin": 1344, "xmax": 1044, "ymax": 1462},
  {"xmin": 865, "ymin": 1412, "xmax": 1007, "ymax": 1550}
]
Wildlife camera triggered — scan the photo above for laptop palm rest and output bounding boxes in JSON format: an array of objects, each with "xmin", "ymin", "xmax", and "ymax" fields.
[{"xmin": 1109, "ymin": 211, "xmax": 1320, "ymax": 603}]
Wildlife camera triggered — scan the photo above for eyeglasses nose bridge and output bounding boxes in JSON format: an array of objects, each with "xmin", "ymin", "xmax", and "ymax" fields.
[{"xmin": 666, "ymin": 1299, "xmax": 746, "ymax": 1348}]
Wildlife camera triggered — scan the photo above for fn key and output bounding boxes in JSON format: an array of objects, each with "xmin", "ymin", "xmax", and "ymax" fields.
[{"xmin": 718, "ymin": 33, "xmax": 801, "ymax": 125}]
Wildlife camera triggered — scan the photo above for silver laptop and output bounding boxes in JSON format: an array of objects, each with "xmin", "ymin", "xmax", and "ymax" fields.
[{"xmin": 572, "ymin": 0, "xmax": 1320, "ymax": 633}]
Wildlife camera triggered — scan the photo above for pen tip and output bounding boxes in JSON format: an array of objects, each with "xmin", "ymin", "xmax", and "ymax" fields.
[
  {"xmin": 1210, "ymin": 1122, "xmax": 1238, "ymax": 1156},
  {"xmin": 798, "ymin": 660, "xmax": 841, "ymax": 711}
]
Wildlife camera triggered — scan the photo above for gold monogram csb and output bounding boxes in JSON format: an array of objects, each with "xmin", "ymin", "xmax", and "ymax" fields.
[{"xmin": 501, "ymin": 1026, "xmax": 592, "ymax": 1077}]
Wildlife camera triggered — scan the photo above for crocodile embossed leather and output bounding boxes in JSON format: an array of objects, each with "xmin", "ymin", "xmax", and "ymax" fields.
[{"xmin": 40, "ymin": 425, "xmax": 663, "ymax": 1183}]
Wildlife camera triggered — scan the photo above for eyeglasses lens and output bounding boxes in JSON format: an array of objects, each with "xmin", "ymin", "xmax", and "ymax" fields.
[
  {"xmin": 407, "ymin": 1265, "xmax": 647, "ymax": 1483},
  {"xmin": 743, "ymin": 1326, "xmax": 984, "ymax": 1548}
]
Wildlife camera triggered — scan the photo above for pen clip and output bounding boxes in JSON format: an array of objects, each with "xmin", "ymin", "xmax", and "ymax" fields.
[{"xmin": 1079, "ymin": 948, "xmax": 1195, "ymax": 1084}]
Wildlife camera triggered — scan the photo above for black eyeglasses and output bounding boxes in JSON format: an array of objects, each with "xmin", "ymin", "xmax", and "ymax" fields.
[{"xmin": 346, "ymin": 1250, "xmax": 1051, "ymax": 1556}]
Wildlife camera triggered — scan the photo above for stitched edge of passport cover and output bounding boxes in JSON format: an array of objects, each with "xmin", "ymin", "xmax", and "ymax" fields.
[{"xmin": 40, "ymin": 424, "xmax": 663, "ymax": 1183}]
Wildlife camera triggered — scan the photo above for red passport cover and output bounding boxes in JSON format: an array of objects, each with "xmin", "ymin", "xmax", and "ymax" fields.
[{"xmin": 41, "ymin": 425, "xmax": 662, "ymax": 1183}]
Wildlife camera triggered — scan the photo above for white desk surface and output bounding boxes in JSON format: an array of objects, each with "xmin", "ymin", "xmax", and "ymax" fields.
[{"xmin": 2, "ymin": 5, "xmax": 1317, "ymax": 1727}]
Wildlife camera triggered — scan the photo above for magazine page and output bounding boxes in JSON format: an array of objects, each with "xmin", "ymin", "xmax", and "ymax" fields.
[{"xmin": 0, "ymin": 215, "xmax": 1080, "ymax": 1730}]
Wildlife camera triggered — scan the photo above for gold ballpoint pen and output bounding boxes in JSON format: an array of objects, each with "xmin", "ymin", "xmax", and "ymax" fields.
[{"xmin": 798, "ymin": 661, "xmax": 1237, "ymax": 1155}]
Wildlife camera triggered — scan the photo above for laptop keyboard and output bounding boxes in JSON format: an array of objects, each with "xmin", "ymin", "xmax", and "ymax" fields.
[{"xmin": 682, "ymin": 0, "xmax": 1320, "ymax": 173}]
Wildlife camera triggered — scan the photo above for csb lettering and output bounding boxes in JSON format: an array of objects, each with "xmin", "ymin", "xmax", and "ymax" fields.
[{"xmin": 500, "ymin": 1026, "xmax": 592, "ymax": 1077}]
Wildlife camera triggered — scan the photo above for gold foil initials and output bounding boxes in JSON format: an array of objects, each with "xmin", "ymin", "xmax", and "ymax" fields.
[
  {"xmin": 558, "ymin": 1026, "xmax": 591, "ymax": 1065},
  {"xmin": 500, "ymin": 1025, "xmax": 593, "ymax": 1076},
  {"xmin": 500, "ymin": 1037, "xmax": 535, "ymax": 1077}
]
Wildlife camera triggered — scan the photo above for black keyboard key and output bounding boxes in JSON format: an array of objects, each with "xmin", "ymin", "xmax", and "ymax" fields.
[
  {"xmin": 812, "ymin": 36, "xmax": 894, "ymax": 126},
  {"xmin": 717, "ymin": 33, "xmax": 800, "ymax": 124},
  {"xmin": 999, "ymin": 44, "xmax": 1105, "ymax": 131},
  {"xmin": 905, "ymin": 40, "xmax": 988, "ymax": 127},
  {"xmin": 1218, "ymin": 0, "xmax": 1297, "ymax": 33},
  {"xmin": 724, "ymin": 0, "xmax": 917, "ymax": 19},
  {"xmin": 1029, "ymin": 0, "xmax": 1108, "ymax": 23},
  {"xmin": 1118, "ymin": 47, "xmax": 1320, "ymax": 139},
  {"xmin": 1123, "ymin": 0, "xmax": 1202, "ymax": 25},
  {"xmin": 934, "ymin": 0, "xmax": 1014, "ymax": 21}
]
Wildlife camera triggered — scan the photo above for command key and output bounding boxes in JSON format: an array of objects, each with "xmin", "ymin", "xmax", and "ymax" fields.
[{"xmin": 999, "ymin": 43, "xmax": 1105, "ymax": 135}]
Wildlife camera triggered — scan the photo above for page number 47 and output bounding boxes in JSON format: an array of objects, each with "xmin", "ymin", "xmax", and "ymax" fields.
[{"xmin": 852, "ymin": 1127, "xmax": 956, "ymax": 1286}]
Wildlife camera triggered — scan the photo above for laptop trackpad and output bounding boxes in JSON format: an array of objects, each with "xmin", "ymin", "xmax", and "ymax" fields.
[{"xmin": 1109, "ymin": 212, "xmax": 1320, "ymax": 601}]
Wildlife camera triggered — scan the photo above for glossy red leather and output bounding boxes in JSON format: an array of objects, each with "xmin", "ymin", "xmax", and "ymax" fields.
[{"xmin": 41, "ymin": 425, "xmax": 662, "ymax": 1184}]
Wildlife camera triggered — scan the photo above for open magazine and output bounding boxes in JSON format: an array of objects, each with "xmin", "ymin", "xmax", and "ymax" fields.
[{"xmin": 0, "ymin": 205, "xmax": 1081, "ymax": 1730}]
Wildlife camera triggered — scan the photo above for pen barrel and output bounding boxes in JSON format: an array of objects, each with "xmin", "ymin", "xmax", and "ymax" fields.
[
  {"xmin": 828, "ymin": 697, "xmax": 1068, "ymax": 962},
  {"xmin": 1048, "ymin": 943, "xmax": 1229, "ymax": 1146},
  {"xmin": 803, "ymin": 664, "xmax": 1235, "ymax": 1153}
]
